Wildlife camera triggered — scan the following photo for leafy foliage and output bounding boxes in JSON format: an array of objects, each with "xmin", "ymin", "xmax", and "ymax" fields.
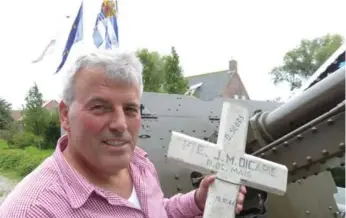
[
  {"xmin": 0, "ymin": 98, "xmax": 13, "ymax": 130},
  {"xmin": 42, "ymin": 111, "xmax": 60, "ymax": 149},
  {"xmin": 0, "ymin": 83, "xmax": 61, "ymax": 150},
  {"xmin": 0, "ymin": 139, "xmax": 53, "ymax": 177},
  {"xmin": 162, "ymin": 47, "xmax": 189, "ymax": 94},
  {"xmin": 21, "ymin": 83, "xmax": 48, "ymax": 137},
  {"xmin": 136, "ymin": 46, "xmax": 189, "ymax": 94},
  {"xmin": 7, "ymin": 131, "xmax": 43, "ymax": 149},
  {"xmin": 269, "ymin": 33, "xmax": 344, "ymax": 90},
  {"xmin": 136, "ymin": 49, "xmax": 165, "ymax": 92}
]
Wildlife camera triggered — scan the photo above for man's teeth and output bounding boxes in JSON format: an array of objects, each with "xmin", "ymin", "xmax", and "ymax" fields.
[{"xmin": 104, "ymin": 141, "xmax": 125, "ymax": 146}]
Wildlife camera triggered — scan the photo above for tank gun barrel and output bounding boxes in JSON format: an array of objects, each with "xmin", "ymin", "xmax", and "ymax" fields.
[{"xmin": 251, "ymin": 65, "xmax": 345, "ymax": 143}]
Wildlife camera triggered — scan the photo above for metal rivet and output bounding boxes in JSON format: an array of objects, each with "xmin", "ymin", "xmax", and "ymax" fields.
[
  {"xmin": 139, "ymin": 134, "xmax": 151, "ymax": 139},
  {"xmin": 176, "ymin": 186, "xmax": 182, "ymax": 191},
  {"xmin": 322, "ymin": 149, "xmax": 328, "ymax": 155},
  {"xmin": 192, "ymin": 130, "xmax": 196, "ymax": 132},
  {"xmin": 339, "ymin": 142, "xmax": 345, "ymax": 150},
  {"xmin": 297, "ymin": 134, "xmax": 303, "ymax": 140},
  {"xmin": 311, "ymin": 127, "xmax": 318, "ymax": 133},
  {"xmin": 306, "ymin": 156, "xmax": 312, "ymax": 162},
  {"xmin": 283, "ymin": 141, "xmax": 289, "ymax": 147},
  {"xmin": 164, "ymin": 154, "xmax": 167, "ymax": 157},
  {"xmin": 272, "ymin": 147, "xmax": 277, "ymax": 152},
  {"xmin": 174, "ymin": 174, "xmax": 180, "ymax": 180},
  {"xmin": 181, "ymin": 130, "xmax": 184, "ymax": 133},
  {"xmin": 327, "ymin": 119, "xmax": 334, "ymax": 125},
  {"xmin": 260, "ymin": 153, "xmax": 265, "ymax": 157},
  {"xmin": 160, "ymin": 137, "xmax": 163, "ymax": 140},
  {"xmin": 292, "ymin": 162, "xmax": 297, "ymax": 167},
  {"xmin": 306, "ymin": 210, "xmax": 310, "ymax": 214},
  {"xmin": 328, "ymin": 206, "xmax": 332, "ymax": 210},
  {"xmin": 341, "ymin": 162, "xmax": 345, "ymax": 167}
]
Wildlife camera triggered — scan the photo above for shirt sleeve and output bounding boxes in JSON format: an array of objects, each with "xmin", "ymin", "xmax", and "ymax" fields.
[
  {"xmin": 143, "ymin": 152, "xmax": 204, "ymax": 218},
  {"xmin": 163, "ymin": 190, "xmax": 203, "ymax": 218}
]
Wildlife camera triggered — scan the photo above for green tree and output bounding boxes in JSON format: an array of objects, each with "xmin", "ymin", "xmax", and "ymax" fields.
[
  {"xmin": 0, "ymin": 98, "xmax": 14, "ymax": 130},
  {"xmin": 22, "ymin": 83, "xmax": 49, "ymax": 139},
  {"xmin": 269, "ymin": 33, "xmax": 344, "ymax": 90},
  {"xmin": 163, "ymin": 46, "xmax": 189, "ymax": 94},
  {"xmin": 43, "ymin": 111, "xmax": 61, "ymax": 149},
  {"xmin": 136, "ymin": 49, "xmax": 166, "ymax": 92}
]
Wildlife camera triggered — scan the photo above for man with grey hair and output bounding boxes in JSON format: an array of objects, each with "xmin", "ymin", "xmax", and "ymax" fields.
[{"xmin": 0, "ymin": 49, "xmax": 246, "ymax": 217}]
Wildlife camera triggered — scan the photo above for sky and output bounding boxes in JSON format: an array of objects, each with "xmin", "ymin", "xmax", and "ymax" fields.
[{"xmin": 0, "ymin": 0, "xmax": 345, "ymax": 110}]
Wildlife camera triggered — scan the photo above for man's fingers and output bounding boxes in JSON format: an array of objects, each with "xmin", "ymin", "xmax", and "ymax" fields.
[
  {"xmin": 235, "ymin": 204, "xmax": 243, "ymax": 214},
  {"xmin": 199, "ymin": 175, "xmax": 216, "ymax": 189},
  {"xmin": 235, "ymin": 185, "xmax": 247, "ymax": 214},
  {"xmin": 237, "ymin": 192, "xmax": 245, "ymax": 204},
  {"xmin": 240, "ymin": 185, "xmax": 247, "ymax": 194}
]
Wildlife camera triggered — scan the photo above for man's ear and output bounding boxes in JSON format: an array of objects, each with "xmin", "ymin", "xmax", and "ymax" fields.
[{"xmin": 59, "ymin": 100, "xmax": 70, "ymax": 133}]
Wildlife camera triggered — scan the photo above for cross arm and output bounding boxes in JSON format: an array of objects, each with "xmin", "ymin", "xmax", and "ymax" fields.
[
  {"xmin": 167, "ymin": 131, "xmax": 223, "ymax": 175},
  {"xmin": 241, "ymin": 154, "xmax": 288, "ymax": 195},
  {"xmin": 167, "ymin": 131, "xmax": 288, "ymax": 196}
]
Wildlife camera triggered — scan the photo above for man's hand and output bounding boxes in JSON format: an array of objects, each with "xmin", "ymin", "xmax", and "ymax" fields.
[{"xmin": 194, "ymin": 175, "xmax": 247, "ymax": 214}]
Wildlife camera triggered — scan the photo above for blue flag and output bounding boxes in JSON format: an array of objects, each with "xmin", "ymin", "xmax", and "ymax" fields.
[
  {"xmin": 55, "ymin": 2, "xmax": 84, "ymax": 74},
  {"xmin": 93, "ymin": 0, "xmax": 119, "ymax": 49}
]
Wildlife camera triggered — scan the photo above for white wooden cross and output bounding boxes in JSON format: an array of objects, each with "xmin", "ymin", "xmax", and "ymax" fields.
[{"xmin": 167, "ymin": 101, "xmax": 288, "ymax": 218}]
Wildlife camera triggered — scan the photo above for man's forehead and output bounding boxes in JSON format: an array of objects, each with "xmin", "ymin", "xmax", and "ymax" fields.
[{"xmin": 87, "ymin": 96, "xmax": 139, "ymax": 106}]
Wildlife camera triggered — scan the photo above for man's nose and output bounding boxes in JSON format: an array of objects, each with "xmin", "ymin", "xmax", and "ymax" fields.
[{"xmin": 109, "ymin": 108, "xmax": 127, "ymax": 133}]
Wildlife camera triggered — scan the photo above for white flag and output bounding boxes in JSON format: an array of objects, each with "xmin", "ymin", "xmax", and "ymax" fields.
[{"xmin": 32, "ymin": 39, "xmax": 56, "ymax": 63}]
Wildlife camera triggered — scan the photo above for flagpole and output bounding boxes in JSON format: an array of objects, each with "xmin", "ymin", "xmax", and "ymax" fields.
[
  {"xmin": 31, "ymin": 1, "xmax": 85, "ymax": 64},
  {"xmin": 116, "ymin": 0, "xmax": 119, "ymax": 15}
]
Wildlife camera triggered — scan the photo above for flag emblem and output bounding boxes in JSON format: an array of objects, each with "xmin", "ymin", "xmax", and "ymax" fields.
[{"xmin": 93, "ymin": 0, "xmax": 119, "ymax": 49}]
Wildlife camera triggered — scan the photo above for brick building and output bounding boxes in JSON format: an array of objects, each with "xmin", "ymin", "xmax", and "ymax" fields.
[
  {"xmin": 185, "ymin": 59, "xmax": 249, "ymax": 101},
  {"xmin": 11, "ymin": 100, "xmax": 59, "ymax": 121}
]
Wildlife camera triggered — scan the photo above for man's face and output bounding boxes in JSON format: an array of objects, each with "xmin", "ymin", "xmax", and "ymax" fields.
[{"xmin": 60, "ymin": 67, "xmax": 141, "ymax": 173}]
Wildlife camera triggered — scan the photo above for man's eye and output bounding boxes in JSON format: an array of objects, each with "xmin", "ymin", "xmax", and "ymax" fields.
[
  {"xmin": 91, "ymin": 105, "xmax": 105, "ymax": 110},
  {"xmin": 126, "ymin": 107, "xmax": 138, "ymax": 113}
]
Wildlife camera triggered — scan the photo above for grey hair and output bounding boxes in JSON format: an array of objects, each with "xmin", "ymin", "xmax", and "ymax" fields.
[{"xmin": 62, "ymin": 49, "xmax": 143, "ymax": 106}]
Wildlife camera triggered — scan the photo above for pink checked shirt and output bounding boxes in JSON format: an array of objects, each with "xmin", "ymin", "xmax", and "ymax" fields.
[{"xmin": 0, "ymin": 135, "xmax": 203, "ymax": 218}]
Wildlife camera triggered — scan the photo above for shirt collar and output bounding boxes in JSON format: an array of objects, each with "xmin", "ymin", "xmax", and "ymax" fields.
[{"xmin": 53, "ymin": 134, "xmax": 151, "ymax": 209}]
